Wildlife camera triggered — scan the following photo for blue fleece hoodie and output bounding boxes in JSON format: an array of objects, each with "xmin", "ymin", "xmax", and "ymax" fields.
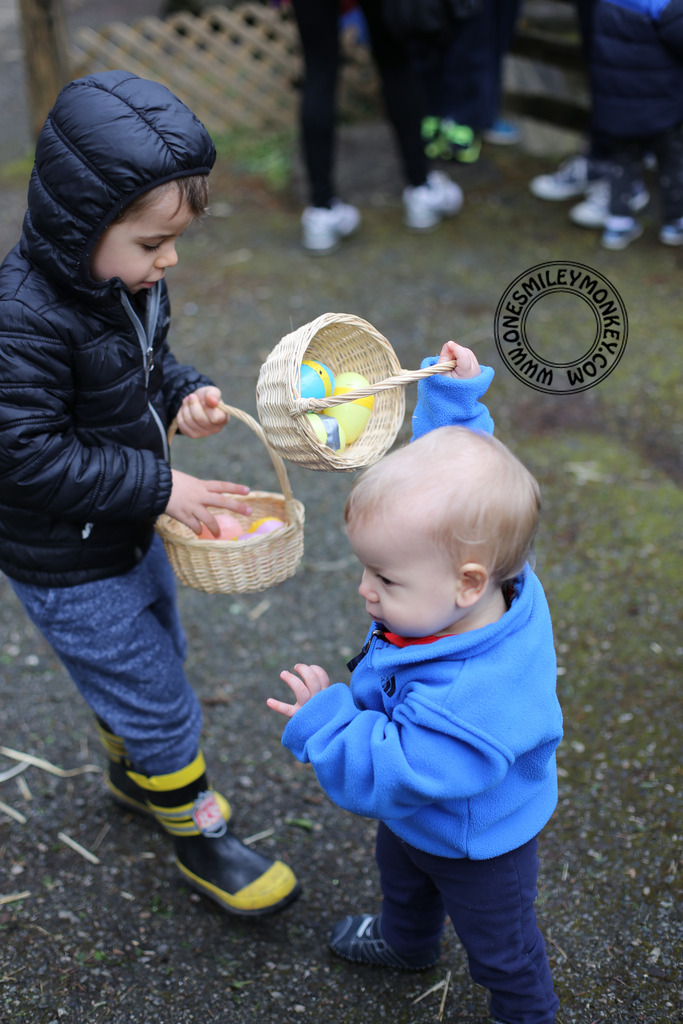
[{"xmin": 282, "ymin": 362, "xmax": 562, "ymax": 859}]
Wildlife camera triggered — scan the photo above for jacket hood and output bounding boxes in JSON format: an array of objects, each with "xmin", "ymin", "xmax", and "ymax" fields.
[{"xmin": 21, "ymin": 70, "xmax": 216, "ymax": 300}]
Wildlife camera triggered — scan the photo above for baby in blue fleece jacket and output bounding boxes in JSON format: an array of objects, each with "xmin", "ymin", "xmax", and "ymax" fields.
[{"xmin": 268, "ymin": 342, "xmax": 562, "ymax": 1024}]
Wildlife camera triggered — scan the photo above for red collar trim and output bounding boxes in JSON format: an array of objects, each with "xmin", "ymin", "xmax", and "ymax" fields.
[{"xmin": 382, "ymin": 630, "xmax": 453, "ymax": 648}]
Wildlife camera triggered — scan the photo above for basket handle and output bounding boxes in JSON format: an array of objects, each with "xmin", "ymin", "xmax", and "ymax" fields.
[
  {"xmin": 291, "ymin": 358, "xmax": 456, "ymax": 415},
  {"xmin": 168, "ymin": 402, "xmax": 296, "ymax": 509}
]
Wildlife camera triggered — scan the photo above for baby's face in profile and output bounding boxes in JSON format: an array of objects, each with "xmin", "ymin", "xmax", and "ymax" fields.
[{"xmin": 346, "ymin": 511, "xmax": 464, "ymax": 639}]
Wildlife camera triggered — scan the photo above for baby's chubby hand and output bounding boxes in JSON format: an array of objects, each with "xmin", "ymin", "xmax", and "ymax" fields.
[
  {"xmin": 267, "ymin": 663, "xmax": 331, "ymax": 719},
  {"xmin": 176, "ymin": 386, "xmax": 228, "ymax": 438},
  {"xmin": 437, "ymin": 341, "xmax": 481, "ymax": 380}
]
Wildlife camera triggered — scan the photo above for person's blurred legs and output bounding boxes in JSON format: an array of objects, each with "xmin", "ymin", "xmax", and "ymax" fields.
[
  {"xmin": 358, "ymin": 0, "xmax": 429, "ymax": 187},
  {"xmin": 291, "ymin": 0, "xmax": 340, "ymax": 208},
  {"xmin": 291, "ymin": 0, "xmax": 361, "ymax": 250},
  {"xmin": 654, "ymin": 124, "xmax": 683, "ymax": 244}
]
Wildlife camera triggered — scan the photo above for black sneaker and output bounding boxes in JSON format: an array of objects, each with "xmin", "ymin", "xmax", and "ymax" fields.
[{"xmin": 329, "ymin": 914, "xmax": 440, "ymax": 970}]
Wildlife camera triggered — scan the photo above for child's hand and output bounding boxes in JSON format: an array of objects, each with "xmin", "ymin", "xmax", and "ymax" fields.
[
  {"xmin": 176, "ymin": 386, "xmax": 228, "ymax": 438},
  {"xmin": 267, "ymin": 663, "xmax": 331, "ymax": 719},
  {"xmin": 437, "ymin": 341, "xmax": 481, "ymax": 379},
  {"xmin": 166, "ymin": 469, "xmax": 251, "ymax": 536}
]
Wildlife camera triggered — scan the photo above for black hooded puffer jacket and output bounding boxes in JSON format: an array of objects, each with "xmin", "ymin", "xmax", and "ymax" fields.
[
  {"xmin": 0, "ymin": 71, "xmax": 216, "ymax": 586},
  {"xmin": 591, "ymin": 0, "xmax": 683, "ymax": 138}
]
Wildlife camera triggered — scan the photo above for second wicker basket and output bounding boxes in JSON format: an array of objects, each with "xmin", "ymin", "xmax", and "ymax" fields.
[
  {"xmin": 256, "ymin": 312, "xmax": 455, "ymax": 471},
  {"xmin": 155, "ymin": 404, "xmax": 305, "ymax": 594}
]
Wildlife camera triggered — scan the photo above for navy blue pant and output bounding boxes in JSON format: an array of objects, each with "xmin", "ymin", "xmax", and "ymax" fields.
[
  {"xmin": 609, "ymin": 124, "xmax": 683, "ymax": 224},
  {"xmin": 411, "ymin": 0, "xmax": 521, "ymax": 130},
  {"xmin": 9, "ymin": 536, "xmax": 203, "ymax": 776},
  {"xmin": 375, "ymin": 823, "xmax": 559, "ymax": 1024}
]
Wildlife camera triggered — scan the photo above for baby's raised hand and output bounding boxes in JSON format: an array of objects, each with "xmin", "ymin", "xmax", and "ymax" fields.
[
  {"xmin": 437, "ymin": 341, "xmax": 481, "ymax": 379},
  {"xmin": 267, "ymin": 663, "xmax": 331, "ymax": 719}
]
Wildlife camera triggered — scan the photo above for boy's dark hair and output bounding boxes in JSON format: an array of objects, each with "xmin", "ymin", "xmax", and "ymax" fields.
[{"xmin": 115, "ymin": 175, "xmax": 210, "ymax": 223}]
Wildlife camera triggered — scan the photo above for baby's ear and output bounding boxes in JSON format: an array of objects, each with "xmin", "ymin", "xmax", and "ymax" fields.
[{"xmin": 454, "ymin": 563, "xmax": 490, "ymax": 607}]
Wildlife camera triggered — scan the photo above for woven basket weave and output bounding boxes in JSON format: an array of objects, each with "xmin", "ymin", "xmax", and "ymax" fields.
[
  {"xmin": 155, "ymin": 403, "xmax": 304, "ymax": 594},
  {"xmin": 256, "ymin": 312, "xmax": 455, "ymax": 471}
]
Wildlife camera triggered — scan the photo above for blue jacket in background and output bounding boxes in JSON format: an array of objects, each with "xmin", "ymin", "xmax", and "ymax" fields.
[
  {"xmin": 282, "ymin": 366, "xmax": 563, "ymax": 860},
  {"xmin": 591, "ymin": 0, "xmax": 683, "ymax": 137}
]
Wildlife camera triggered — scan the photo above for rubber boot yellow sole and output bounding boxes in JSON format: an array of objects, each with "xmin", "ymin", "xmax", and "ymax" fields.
[{"xmin": 174, "ymin": 831, "xmax": 301, "ymax": 917}]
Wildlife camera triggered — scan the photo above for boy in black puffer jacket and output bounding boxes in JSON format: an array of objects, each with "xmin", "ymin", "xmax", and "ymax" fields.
[
  {"xmin": 591, "ymin": 0, "xmax": 683, "ymax": 248},
  {"xmin": 0, "ymin": 71, "xmax": 299, "ymax": 917}
]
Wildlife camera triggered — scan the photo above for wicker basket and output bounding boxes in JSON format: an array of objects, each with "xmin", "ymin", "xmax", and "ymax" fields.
[
  {"xmin": 256, "ymin": 312, "xmax": 455, "ymax": 471},
  {"xmin": 155, "ymin": 403, "xmax": 304, "ymax": 594}
]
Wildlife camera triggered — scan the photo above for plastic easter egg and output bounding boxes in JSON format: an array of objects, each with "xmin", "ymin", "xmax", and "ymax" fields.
[
  {"xmin": 197, "ymin": 513, "xmax": 243, "ymax": 540},
  {"xmin": 300, "ymin": 359, "xmax": 335, "ymax": 399},
  {"xmin": 323, "ymin": 402, "xmax": 372, "ymax": 445},
  {"xmin": 334, "ymin": 372, "xmax": 375, "ymax": 402},
  {"xmin": 323, "ymin": 371, "xmax": 374, "ymax": 444},
  {"xmin": 248, "ymin": 517, "xmax": 285, "ymax": 535},
  {"xmin": 305, "ymin": 412, "xmax": 346, "ymax": 453},
  {"xmin": 236, "ymin": 516, "xmax": 285, "ymax": 540}
]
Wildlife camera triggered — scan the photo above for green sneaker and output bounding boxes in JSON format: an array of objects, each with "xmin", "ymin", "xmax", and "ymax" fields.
[
  {"xmin": 421, "ymin": 116, "xmax": 443, "ymax": 159},
  {"xmin": 439, "ymin": 120, "xmax": 481, "ymax": 164}
]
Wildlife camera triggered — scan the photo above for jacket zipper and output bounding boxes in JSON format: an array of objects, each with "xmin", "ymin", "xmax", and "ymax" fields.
[
  {"xmin": 119, "ymin": 287, "xmax": 169, "ymax": 461},
  {"xmin": 346, "ymin": 627, "xmax": 386, "ymax": 672}
]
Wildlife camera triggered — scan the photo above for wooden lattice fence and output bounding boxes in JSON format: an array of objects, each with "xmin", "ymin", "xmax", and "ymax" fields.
[
  {"xmin": 71, "ymin": 3, "xmax": 380, "ymax": 136},
  {"xmin": 70, "ymin": 1, "xmax": 588, "ymax": 146}
]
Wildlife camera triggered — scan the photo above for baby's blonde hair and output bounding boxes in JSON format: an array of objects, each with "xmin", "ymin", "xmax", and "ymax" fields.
[{"xmin": 345, "ymin": 427, "xmax": 541, "ymax": 584}]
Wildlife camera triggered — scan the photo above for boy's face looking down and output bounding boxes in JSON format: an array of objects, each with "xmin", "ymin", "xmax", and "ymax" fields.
[{"xmin": 90, "ymin": 186, "xmax": 194, "ymax": 294}]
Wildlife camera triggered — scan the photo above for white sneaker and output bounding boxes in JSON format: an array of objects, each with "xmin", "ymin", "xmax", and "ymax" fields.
[
  {"xmin": 570, "ymin": 178, "xmax": 650, "ymax": 228},
  {"xmin": 403, "ymin": 171, "xmax": 464, "ymax": 230},
  {"xmin": 601, "ymin": 216, "xmax": 643, "ymax": 250},
  {"xmin": 659, "ymin": 217, "xmax": 683, "ymax": 245},
  {"xmin": 530, "ymin": 154, "xmax": 592, "ymax": 201},
  {"xmin": 301, "ymin": 199, "xmax": 361, "ymax": 254}
]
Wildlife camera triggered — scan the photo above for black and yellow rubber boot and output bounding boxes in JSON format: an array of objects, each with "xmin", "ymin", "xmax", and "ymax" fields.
[
  {"xmin": 95, "ymin": 718, "xmax": 232, "ymax": 824},
  {"xmin": 95, "ymin": 717, "xmax": 150, "ymax": 816},
  {"xmin": 127, "ymin": 751, "xmax": 300, "ymax": 917}
]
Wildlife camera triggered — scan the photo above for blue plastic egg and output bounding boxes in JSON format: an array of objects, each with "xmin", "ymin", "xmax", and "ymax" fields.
[{"xmin": 300, "ymin": 360, "xmax": 335, "ymax": 399}]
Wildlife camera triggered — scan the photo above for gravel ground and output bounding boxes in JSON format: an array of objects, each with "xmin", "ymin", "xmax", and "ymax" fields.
[{"xmin": 0, "ymin": 61, "xmax": 681, "ymax": 1024}]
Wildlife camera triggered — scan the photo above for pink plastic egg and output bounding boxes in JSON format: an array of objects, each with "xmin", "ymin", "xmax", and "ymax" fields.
[
  {"xmin": 197, "ymin": 513, "xmax": 243, "ymax": 540},
  {"xmin": 250, "ymin": 516, "xmax": 285, "ymax": 535}
]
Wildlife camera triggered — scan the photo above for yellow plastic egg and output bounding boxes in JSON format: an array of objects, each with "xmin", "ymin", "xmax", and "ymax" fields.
[
  {"xmin": 305, "ymin": 412, "xmax": 346, "ymax": 453},
  {"xmin": 323, "ymin": 371, "xmax": 374, "ymax": 444}
]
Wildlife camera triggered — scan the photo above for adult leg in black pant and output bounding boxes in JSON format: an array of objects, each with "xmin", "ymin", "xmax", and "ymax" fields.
[
  {"xmin": 359, "ymin": 0, "xmax": 463, "ymax": 230},
  {"xmin": 291, "ymin": 0, "xmax": 361, "ymax": 253},
  {"xmin": 356, "ymin": 0, "xmax": 427, "ymax": 188},
  {"xmin": 291, "ymin": 0, "xmax": 462, "ymax": 250}
]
